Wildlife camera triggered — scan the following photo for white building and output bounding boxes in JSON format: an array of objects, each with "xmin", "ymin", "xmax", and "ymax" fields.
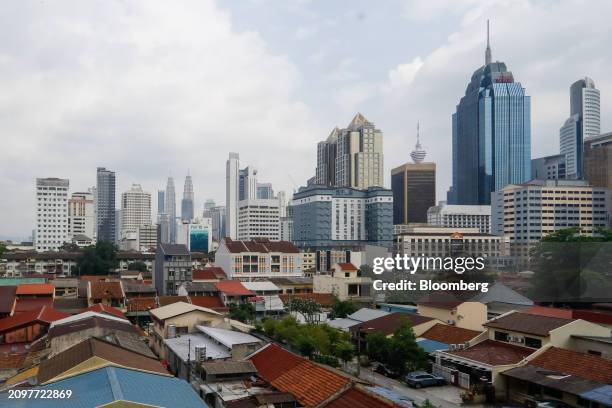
[
  {"xmin": 138, "ymin": 224, "xmax": 157, "ymax": 251},
  {"xmin": 427, "ymin": 202, "xmax": 491, "ymax": 234},
  {"xmin": 176, "ymin": 218, "xmax": 213, "ymax": 253},
  {"xmin": 237, "ymin": 198, "xmax": 280, "ymax": 241},
  {"xmin": 120, "ymin": 184, "xmax": 152, "ymax": 239},
  {"xmin": 491, "ymin": 179, "xmax": 611, "ymax": 244},
  {"xmin": 68, "ymin": 190, "xmax": 96, "ymax": 242},
  {"xmin": 226, "ymin": 153, "xmax": 240, "ymax": 239},
  {"xmin": 36, "ymin": 178, "xmax": 70, "ymax": 252}
]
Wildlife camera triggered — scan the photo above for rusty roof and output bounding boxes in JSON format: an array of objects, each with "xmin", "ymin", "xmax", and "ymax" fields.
[
  {"xmin": 445, "ymin": 339, "xmax": 534, "ymax": 366},
  {"xmin": 350, "ymin": 313, "xmax": 435, "ymax": 336},
  {"xmin": 484, "ymin": 311, "xmax": 573, "ymax": 336},
  {"xmin": 527, "ymin": 346, "xmax": 612, "ymax": 384},
  {"xmin": 420, "ymin": 324, "xmax": 482, "ymax": 344},
  {"xmin": 89, "ymin": 281, "xmax": 124, "ymax": 300},
  {"xmin": 15, "ymin": 283, "xmax": 54, "ymax": 296}
]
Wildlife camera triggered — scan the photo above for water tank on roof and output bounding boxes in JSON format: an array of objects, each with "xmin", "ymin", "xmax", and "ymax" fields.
[{"xmin": 167, "ymin": 324, "xmax": 177, "ymax": 338}]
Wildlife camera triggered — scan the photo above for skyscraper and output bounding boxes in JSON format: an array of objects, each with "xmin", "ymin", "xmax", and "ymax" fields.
[
  {"xmin": 96, "ymin": 167, "xmax": 116, "ymax": 242},
  {"xmin": 559, "ymin": 77, "xmax": 600, "ymax": 179},
  {"xmin": 181, "ymin": 172, "xmax": 194, "ymax": 222},
  {"xmin": 68, "ymin": 190, "xmax": 96, "ymax": 241},
  {"xmin": 256, "ymin": 183, "xmax": 274, "ymax": 199},
  {"xmin": 226, "ymin": 152, "xmax": 240, "ymax": 239},
  {"xmin": 314, "ymin": 113, "xmax": 384, "ymax": 189},
  {"xmin": 584, "ymin": 132, "xmax": 612, "ymax": 189},
  {"xmin": 238, "ymin": 166, "xmax": 257, "ymax": 201},
  {"xmin": 164, "ymin": 176, "xmax": 176, "ymax": 243},
  {"xmin": 450, "ymin": 21, "xmax": 531, "ymax": 205},
  {"xmin": 157, "ymin": 190, "xmax": 165, "ymax": 215},
  {"xmin": 120, "ymin": 184, "xmax": 152, "ymax": 237},
  {"xmin": 36, "ymin": 178, "xmax": 69, "ymax": 251}
]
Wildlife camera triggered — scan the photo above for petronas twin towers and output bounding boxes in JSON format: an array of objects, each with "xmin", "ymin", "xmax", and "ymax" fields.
[{"xmin": 161, "ymin": 172, "xmax": 195, "ymax": 243}]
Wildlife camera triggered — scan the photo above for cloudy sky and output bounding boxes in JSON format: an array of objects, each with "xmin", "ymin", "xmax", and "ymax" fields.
[{"xmin": 1, "ymin": 0, "xmax": 612, "ymax": 239}]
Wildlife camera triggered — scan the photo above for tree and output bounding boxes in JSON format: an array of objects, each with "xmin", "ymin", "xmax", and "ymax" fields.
[
  {"xmin": 75, "ymin": 241, "xmax": 118, "ymax": 275},
  {"xmin": 330, "ymin": 296, "xmax": 357, "ymax": 319},
  {"xmin": 0, "ymin": 242, "xmax": 6, "ymax": 259},
  {"xmin": 228, "ymin": 302, "xmax": 255, "ymax": 323},
  {"xmin": 334, "ymin": 340, "xmax": 355, "ymax": 365},
  {"xmin": 365, "ymin": 332, "xmax": 390, "ymax": 363},
  {"xmin": 296, "ymin": 336, "xmax": 317, "ymax": 358},
  {"xmin": 127, "ymin": 261, "xmax": 148, "ymax": 272},
  {"xmin": 262, "ymin": 318, "xmax": 278, "ymax": 337},
  {"xmin": 386, "ymin": 320, "xmax": 427, "ymax": 376},
  {"xmin": 288, "ymin": 298, "xmax": 322, "ymax": 323}
]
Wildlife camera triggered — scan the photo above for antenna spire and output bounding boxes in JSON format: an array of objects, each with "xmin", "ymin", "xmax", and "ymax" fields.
[
  {"xmin": 410, "ymin": 121, "xmax": 426, "ymax": 164},
  {"xmin": 485, "ymin": 19, "xmax": 492, "ymax": 65}
]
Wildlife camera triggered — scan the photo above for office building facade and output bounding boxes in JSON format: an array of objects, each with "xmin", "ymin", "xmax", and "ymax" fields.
[
  {"xmin": 96, "ymin": 167, "xmax": 116, "ymax": 242},
  {"xmin": 531, "ymin": 154, "xmax": 566, "ymax": 181},
  {"xmin": 584, "ymin": 132, "xmax": 612, "ymax": 189},
  {"xmin": 427, "ymin": 202, "xmax": 491, "ymax": 234},
  {"xmin": 226, "ymin": 152, "xmax": 240, "ymax": 239},
  {"xmin": 120, "ymin": 184, "xmax": 151, "ymax": 238},
  {"xmin": 237, "ymin": 198, "xmax": 280, "ymax": 241},
  {"xmin": 391, "ymin": 163, "xmax": 436, "ymax": 225},
  {"xmin": 164, "ymin": 176, "xmax": 176, "ymax": 243},
  {"xmin": 68, "ymin": 190, "xmax": 96, "ymax": 241},
  {"xmin": 35, "ymin": 178, "xmax": 70, "ymax": 252}
]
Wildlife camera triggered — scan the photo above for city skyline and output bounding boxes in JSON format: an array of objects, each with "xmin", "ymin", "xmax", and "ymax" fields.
[{"xmin": 2, "ymin": 1, "xmax": 612, "ymax": 239}]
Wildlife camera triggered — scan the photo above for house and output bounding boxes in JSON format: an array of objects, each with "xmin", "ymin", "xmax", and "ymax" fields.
[
  {"xmin": 313, "ymin": 263, "xmax": 373, "ymax": 302},
  {"xmin": 215, "ymin": 280, "xmax": 255, "ymax": 305},
  {"xmin": 269, "ymin": 276, "xmax": 313, "ymax": 294},
  {"xmin": 37, "ymin": 337, "xmax": 169, "ymax": 384},
  {"xmin": 417, "ymin": 292, "xmax": 487, "ymax": 331},
  {"xmin": 15, "ymin": 283, "xmax": 55, "ymax": 299},
  {"xmin": 0, "ymin": 286, "xmax": 16, "ymax": 318},
  {"xmin": 328, "ymin": 308, "xmax": 390, "ymax": 332},
  {"xmin": 193, "ymin": 266, "xmax": 227, "ymax": 282},
  {"xmin": 121, "ymin": 280, "xmax": 157, "ymax": 298},
  {"xmin": 350, "ymin": 313, "xmax": 440, "ymax": 350},
  {"xmin": 526, "ymin": 305, "xmax": 612, "ymax": 330},
  {"xmin": 215, "ymin": 238, "xmax": 302, "ymax": 280},
  {"xmin": 199, "ymin": 360, "xmax": 257, "ymax": 382},
  {"xmin": 52, "ymin": 297, "xmax": 88, "ymax": 315},
  {"xmin": 470, "ymin": 282, "xmax": 534, "ymax": 318},
  {"xmin": 502, "ymin": 347, "xmax": 612, "ymax": 408},
  {"xmin": 149, "ymin": 301, "xmax": 224, "ymax": 359},
  {"xmin": 0, "ymin": 306, "xmax": 69, "ymax": 348},
  {"xmin": 242, "ymin": 281, "xmax": 284, "ymax": 314},
  {"xmin": 177, "ymin": 281, "xmax": 218, "ymax": 297},
  {"xmin": 83, "ymin": 303, "xmax": 125, "ymax": 319},
  {"xmin": 14, "ymin": 297, "xmax": 54, "ymax": 314},
  {"xmin": 154, "ymin": 243, "xmax": 192, "ymax": 296},
  {"xmin": 418, "ymin": 323, "xmax": 483, "ymax": 353},
  {"xmin": 190, "ymin": 296, "xmax": 229, "ymax": 313},
  {"xmin": 87, "ymin": 281, "xmax": 125, "ymax": 308},
  {"xmin": 158, "ymin": 295, "xmax": 190, "ymax": 307},
  {"xmin": 0, "ymin": 366, "xmax": 207, "ymax": 407},
  {"xmin": 51, "ymin": 278, "xmax": 78, "ymax": 298}
]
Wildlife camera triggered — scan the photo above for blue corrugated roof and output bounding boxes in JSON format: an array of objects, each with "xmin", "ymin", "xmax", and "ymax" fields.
[
  {"xmin": 0, "ymin": 366, "xmax": 208, "ymax": 408},
  {"xmin": 580, "ymin": 385, "xmax": 612, "ymax": 407},
  {"xmin": 417, "ymin": 338, "xmax": 449, "ymax": 353}
]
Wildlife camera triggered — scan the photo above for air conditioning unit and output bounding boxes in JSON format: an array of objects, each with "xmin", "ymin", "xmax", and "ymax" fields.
[
  {"xmin": 450, "ymin": 344, "xmax": 457, "ymax": 351},
  {"xmin": 447, "ymin": 319, "xmax": 456, "ymax": 325}
]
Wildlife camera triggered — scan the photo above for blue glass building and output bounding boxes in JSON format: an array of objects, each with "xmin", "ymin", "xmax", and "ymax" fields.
[{"xmin": 449, "ymin": 24, "xmax": 531, "ymax": 205}]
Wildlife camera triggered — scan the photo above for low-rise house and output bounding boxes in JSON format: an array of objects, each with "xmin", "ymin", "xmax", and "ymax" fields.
[
  {"xmin": 526, "ymin": 305, "xmax": 612, "ymax": 330},
  {"xmin": 242, "ymin": 281, "xmax": 284, "ymax": 314},
  {"xmin": 158, "ymin": 295, "xmax": 189, "ymax": 307},
  {"xmin": 569, "ymin": 334, "xmax": 612, "ymax": 359},
  {"xmin": 121, "ymin": 280, "xmax": 157, "ymax": 298},
  {"xmin": 215, "ymin": 280, "xmax": 255, "ymax": 305},
  {"xmin": 470, "ymin": 282, "xmax": 534, "ymax": 318},
  {"xmin": 193, "ymin": 266, "xmax": 227, "ymax": 282},
  {"xmin": 269, "ymin": 276, "xmax": 313, "ymax": 294},
  {"xmin": 417, "ymin": 292, "xmax": 487, "ymax": 331},
  {"xmin": 52, "ymin": 297, "xmax": 88, "ymax": 315},
  {"xmin": 189, "ymin": 296, "xmax": 228, "ymax": 313},
  {"xmin": 14, "ymin": 298, "xmax": 54, "ymax": 314},
  {"xmin": 350, "ymin": 313, "xmax": 440, "ymax": 349},
  {"xmin": 87, "ymin": 281, "xmax": 125, "ymax": 308},
  {"xmin": 15, "ymin": 283, "xmax": 55, "ymax": 300},
  {"xmin": 177, "ymin": 281, "xmax": 219, "ymax": 297},
  {"xmin": 199, "ymin": 360, "xmax": 257, "ymax": 383},
  {"xmin": 328, "ymin": 308, "xmax": 390, "ymax": 332},
  {"xmin": 154, "ymin": 243, "xmax": 192, "ymax": 296},
  {"xmin": 313, "ymin": 263, "xmax": 373, "ymax": 302},
  {"xmin": 0, "ymin": 306, "xmax": 69, "ymax": 349},
  {"xmin": 417, "ymin": 323, "xmax": 483, "ymax": 353},
  {"xmin": 51, "ymin": 278, "xmax": 78, "ymax": 298}
]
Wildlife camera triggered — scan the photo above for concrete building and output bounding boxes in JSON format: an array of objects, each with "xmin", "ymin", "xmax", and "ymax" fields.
[
  {"xmin": 96, "ymin": 167, "xmax": 116, "ymax": 243},
  {"xmin": 313, "ymin": 263, "xmax": 373, "ymax": 302},
  {"xmin": 137, "ymin": 224, "xmax": 157, "ymax": 251},
  {"xmin": 314, "ymin": 113, "xmax": 384, "ymax": 189},
  {"xmin": 204, "ymin": 205, "xmax": 226, "ymax": 242},
  {"xmin": 176, "ymin": 218, "xmax": 212, "ymax": 254},
  {"xmin": 292, "ymin": 185, "xmax": 393, "ymax": 249},
  {"xmin": 256, "ymin": 183, "xmax": 273, "ymax": 199},
  {"xmin": 154, "ymin": 243, "xmax": 192, "ymax": 295},
  {"xmin": 491, "ymin": 179, "xmax": 611, "ymax": 244},
  {"xmin": 559, "ymin": 77, "xmax": 600, "ymax": 179},
  {"xmin": 584, "ymin": 131, "xmax": 612, "ymax": 189},
  {"xmin": 238, "ymin": 166, "xmax": 257, "ymax": 201},
  {"xmin": 164, "ymin": 176, "xmax": 177, "ymax": 243},
  {"xmin": 226, "ymin": 153, "xmax": 240, "ymax": 239},
  {"xmin": 391, "ymin": 162, "xmax": 436, "ymax": 225},
  {"xmin": 531, "ymin": 153, "xmax": 566, "ymax": 180},
  {"xmin": 120, "ymin": 184, "xmax": 151, "ymax": 240},
  {"xmin": 181, "ymin": 172, "xmax": 194, "ymax": 222},
  {"xmin": 36, "ymin": 178, "xmax": 70, "ymax": 252},
  {"xmin": 237, "ymin": 198, "xmax": 280, "ymax": 241},
  {"xmin": 68, "ymin": 190, "xmax": 96, "ymax": 243},
  {"xmin": 427, "ymin": 202, "xmax": 491, "ymax": 234},
  {"xmin": 215, "ymin": 238, "xmax": 302, "ymax": 280}
]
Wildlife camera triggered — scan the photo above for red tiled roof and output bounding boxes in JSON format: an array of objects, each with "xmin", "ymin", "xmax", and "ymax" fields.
[
  {"xmin": 335, "ymin": 263, "xmax": 358, "ymax": 271},
  {"xmin": 279, "ymin": 293, "xmax": 334, "ymax": 307},
  {"xmin": 190, "ymin": 296, "xmax": 227, "ymax": 311},
  {"xmin": 417, "ymin": 292, "xmax": 464, "ymax": 309},
  {"xmin": 327, "ymin": 386, "xmax": 397, "ymax": 408},
  {"xmin": 126, "ymin": 297, "xmax": 157, "ymax": 312},
  {"xmin": 85, "ymin": 303, "xmax": 125, "ymax": 319},
  {"xmin": 0, "ymin": 306, "xmax": 70, "ymax": 333},
  {"xmin": 89, "ymin": 281, "xmax": 124, "ymax": 300},
  {"xmin": 528, "ymin": 346, "xmax": 612, "ymax": 383},
  {"xmin": 249, "ymin": 344, "xmax": 351, "ymax": 407},
  {"xmin": 420, "ymin": 324, "xmax": 482, "ymax": 344},
  {"xmin": 15, "ymin": 283, "xmax": 54, "ymax": 296},
  {"xmin": 79, "ymin": 275, "xmax": 114, "ymax": 283},
  {"xmin": 193, "ymin": 267, "xmax": 227, "ymax": 281},
  {"xmin": 14, "ymin": 298, "xmax": 53, "ymax": 314},
  {"xmin": 350, "ymin": 313, "xmax": 435, "ymax": 335},
  {"xmin": 158, "ymin": 296, "xmax": 189, "ymax": 307},
  {"xmin": 485, "ymin": 311, "xmax": 573, "ymax": 336},
  {"xmin": 525, "ymin": 306, "xmax": 573, "ymax": 319},
  {"xmin": 572, "ymin": 309, "xmax": 612, "ymax": 325},
  {"xmin": 527, "ymin": 306, "xmax": 612, "ymax": 326},
  {"xmin": 446, "ymin": 339, "xmax": 534, "ymax": 366},
  {"xmin": 215, "ymin": 280, "xmax": 254, "ymax": 296}
]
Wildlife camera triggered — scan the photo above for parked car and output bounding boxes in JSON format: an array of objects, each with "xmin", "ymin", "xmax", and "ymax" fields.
[
  {"xmin": 404, "ymin": 371, "xmax": 447, "ymax": 388},
  {"xmin": 374, "ymin": 363, "xmax": 399, "ymax": 379},
  {"xmin": 535, "ymin": 400, "xmax": 571, "ymax": 408}
]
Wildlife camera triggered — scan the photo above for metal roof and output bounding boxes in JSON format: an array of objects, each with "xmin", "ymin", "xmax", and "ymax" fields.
[
  {"xmin": 196, "ymin": 325, "xmax": 260, "ymax": 348},
  {"xmin": 242, "ymin": 281, "xmax": 280, "ymax": 292},
  {"xmin": 149, "ymin": 301, "xmax": 221, "ymax": 321},
  {"xmin": 201, "ymin": 360, "xmax": 257, "ymax": 375},
  {"xmin": 164, "ymin": 333, "xmax": 231, "ymax": 362},
  {"xmin": 347, "ymin": 308, "xmax": 390, "ymax": 322}
]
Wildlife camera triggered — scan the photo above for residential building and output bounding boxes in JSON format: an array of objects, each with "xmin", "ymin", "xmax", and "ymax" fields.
[
  {"xmin": 292, "ymin": 185, "xmax": 393, "ymax": 249},
  {"xmin": 215, "ymin": 238, "xmax": 302, "ymax": 280},
  {"xmin": 237, "ymin": 198, "xmax": 280, "ymax": 241},
  {"xmin": 120, "ymin": 184, "xmax": 151, "ymax": 243},
  {"xmin": 450, "ymin": 22, "xmax": 531, "ymax": 205},
  {"xmin": 470, "ymin": 281, "xmax": 534, "ymax": 318},
  {"xmin": 427, "ymin": 202, "xmax": 491, "ymax": 234},
  {"xmin": 256, "ymin": 182, "xmax": 274, "ymax": 199},
  {"xmin": 164, "ymin": 176, "xmax": 177, "ymax": 243},
  {"xmin": 327, "ymin": 307, "xmax": 390, "ymax": 332},
  {"xmin": 531, "ymin": 153, "xmax": 567, "ymax": 180},
  {"xmin": 87, "ymin": 281, "xmax": 125, "ymax": 308},
  {"xmin": 181, "ymin": 172, "xmax": 194, "ymax": 222},
  {"xmin": 96, "ymin": 167, "xmax": 116, "ymax": 242},
  {"xmin": 391, "ymin": 162, "xmax": 436, "ymax": 224},
  {"xmin": 0, "ymin": 306, "xmax": 69, "ymax": 347},
  {"xmin": 417, "ymin": 294, "xmax": 487, "ymax": 331},
  {"xmin": 268, "ymin": 277, "xmax": 313, "ymax": 295},
  {"xmin": 214, "ymin": 280, "xmax": 254, "ymax": 305},
  {"xmin": 226, "ymin": 152, "xmax": 240, "ymax": 239},
  {"xmin": 491, "ymin": 179, "xmax": 611, "ymax": 244},
  {"xmin": 35, "ymin": 178, "xmax": 70, "ymax": 252},
  {"xmin": 584, "ymin": 131, "xmax": 612, "ymax": 189},
  {"xmin": 154, "ymin": 243, "xmax": 192, "ymax": 295},
  {"xmin": 313, "ymin": 263, "xmax": 373, "ymax": 302},
  {"xmin": 67, "ymin": 190, "xmax": 95, "ymax": 243},
  {"xmin": 559, "ymin": 77, "xmax": 600, "ymax": 179},
  {"xmin": 3, "ymin": 251, "xmax": 79, "ymax": 277},
  {"xmin": 314, "ymin": 113, "xmax": 384, "ymax": 189}
]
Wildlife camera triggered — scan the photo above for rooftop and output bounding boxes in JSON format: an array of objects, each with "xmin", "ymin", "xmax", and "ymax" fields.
[
  {"xmin": 159, "ymin": 243, "xmax": 190, "ymax": 256},
  {"xmin": 0, "ymin": 286, "xmax": 16, "ymax": 314},
  {"xmin": 164, "ymin": 333, "xmax": 231, "ymax": 361},
  {"xmin": 350, "ymin": 312, "xmax": 435, "ymax": 335},
  {"xmin": 193, "ymin": 267, "xmax": 227, "ymax": 280},
  {"xmin": 149, "ymin": 301, "xmax": 221, "ymax": 321},
  {"xmin": 189, "ymin": 296, "xmax": 227, "ymax": 312},
  {"xmin": 158, "ymin": 295, "xmax": 189, "ymax": 306},
  {"xmin": 200, "ymin": 360, "xmax": 257, "ymax": 376},
  {"xmin": 84, "ymin": 304, "xmax": 125, "ymax": 319},
  {"xmin": 15, "ymin": 283, "xmax": 54, "ymax": 296},
  {"xmin": 14, "ymin": 298, "xmax": 53, "ymax": 313},
  {"xmin": 444, "ymin": 339, "xmax": 534, "ymax": 366},
  {"xmin": 484, "ymin": 311, "xmax": 573, "ymax": 336},
  {"xmin": 215, "ymin": 280, "xmax": 255, "ymax": 296},
  {"xmin": 223, "ymin": 238, "xmax": 299, "ymax": 254},
  {"xmin": 196, "ymin": 325, "xmax": 260, "ymax": 348},
  {"xmin": 242, "ymin": 281, "xmax": 281, "ymax": 292},
  {"xmin": 0, "ymin": 306, "xmax": 70, "ymax": 333},
  {"xmin": 420, "ymin": 323, "xmax": 482, "ymax": 344},
  {"xmin": 88, "ymin": 281, "xmax": 124, "ymax": 300},
  {"xmin": 528, "ymin": 346, "xmax": 612, "ymax": 384}
]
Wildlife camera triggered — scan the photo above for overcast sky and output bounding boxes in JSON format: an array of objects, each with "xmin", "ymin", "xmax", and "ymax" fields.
[{"xmin": 1, "ymin": 0, "xmax": 612, "ymax": 240}]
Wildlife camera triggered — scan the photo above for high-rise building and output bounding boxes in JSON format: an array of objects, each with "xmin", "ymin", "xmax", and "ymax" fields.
[
  {"xmin": 203, "ymin": 199, "xmax": 216, "ymax": 211},
  {"xmin": 176, "ymin": 218, "xmax": 212, "ymax": 253},
  {"xmin": 181, "ymin": 172, "xmax": 194, "ymax": 222},
  {"xmin": 237, "ymin": 198, "xmax": 280, "ymax": 241},
  {"xmin": 205, "ymin": 205, "xmax": 226, "ymax": 242},
  {"xmin": 226, "ymin": 153, "xmax": 240, "ymax": 239},
  {"xmin": 164, "ymin": 176, "xmax": 176, "ymax": 243},
  {"xmin": 36, "ymin": 178, "xmax": 70, "ymax": 251},
  {"xmin": 531, "ymin": 154, "xmax": 566, "ymax": 181},
  {"xmin": 427, "ymin": 202, "xmax": 491, "ymax": 234},
  {"xmin": 584, "ymin": 132, "xmax": 612, "ymax": 189},
  {"xmin": 120, "ymin": 184, "xmax": 152, "ymax": 238},
  {"xmin": 96, "ymin": 167, "xmax": 116, "ymax": 242},
  {"xmin": 450, "ymin": 22, "xmax": 531, "ymax": 205},
  {"xmin": 314, "ymin": 113, "xmax": 384, "ymax": 189},
  {"xmin": 68, "ymin": 191, "xmax": 96, "ymax": 241},
  {"xmin": 239, "ymin": 166, "xmax": 258, "ymax": 201},
  {"xmin": 559, "ymin": 77, "xmax": 600, "ymax": 179},
  {"xmin": 256, "ymin": 183, "xmax": 274, "ymax": 199},
  {"xmin": 157, "ymin": 190, "xmax": 165, "ymax": 215},
  {"xmin": 91, "ymin": 186, "xmax": 97, "ymax": 240}
]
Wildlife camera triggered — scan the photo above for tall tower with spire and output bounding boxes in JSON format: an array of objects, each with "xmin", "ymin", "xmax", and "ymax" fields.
[
  {"xmin": 485, "ymin": 19, "xmax": 492, "ymax": 65},
  {"xmin": 410, "ymin": 122, "xmax": 427, "ymax": 164},
  {"xmin": 181, "ymin": 171, "xmax": 194, "ymax": 222},
  {"xmin": 164, "ymin": 175, "xmax": 176, "ymax": 243}
]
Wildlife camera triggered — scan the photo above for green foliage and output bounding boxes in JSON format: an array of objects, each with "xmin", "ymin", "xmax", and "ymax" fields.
[
  {"xmin": 263, "ymin": 318, "xmax": 278, "ymax": 337},
  {"xmin": 365, "ymin": 332, "xmax": 390, "ymax": 363},
  {"xmin": 334, "ymin": 340, "xmax": 355, "ymax": 363},
  {"xmin": 296, "ymin": 336, "xmax": 317, "ymax": 357},
  {"xmin": 287, "ymin": 298, "xmax": 322, "ymax": 323},
  {"xmin": 330, "ymin": 295, "xmax": 357, "ymax": 319},
  {"xmin": 127, "ymin": 261, "xmax": 148, "ymax": 272},
  {"xmin": 75, "ymin": 241, "xmax": 118, "ymax": 275},
  {"xmin": 311, "ymin": 354, "xmax": 340, "ymax": 368},
  {"xmin": 228, "ymin": 302, "xmax": 255, "ymax": 323},
  {"xmin": 0, "ymin": 242, "xmax": 6, "ymax": 259}
]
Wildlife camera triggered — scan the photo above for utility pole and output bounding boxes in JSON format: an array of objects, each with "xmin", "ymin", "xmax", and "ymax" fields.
[{"xmin": 187, "ymin": 338, "xmax": 191, "ymax": 382}]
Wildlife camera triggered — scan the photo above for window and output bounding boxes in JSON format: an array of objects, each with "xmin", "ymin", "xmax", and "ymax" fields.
[
  {"xmin": 524, "ymin": 337, "xmax": 542, "ymax": 348},
  {"xmin": 494, "ymin": 331, "xmax": 509, "ymax": 342}
]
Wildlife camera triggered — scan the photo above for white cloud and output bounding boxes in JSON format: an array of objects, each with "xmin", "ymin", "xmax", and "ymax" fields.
[{"xmin": 326, "ymin": 58, "xmax": 360, "ymax": 81}]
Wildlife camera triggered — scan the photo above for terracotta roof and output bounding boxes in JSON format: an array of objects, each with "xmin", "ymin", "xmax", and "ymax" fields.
[
  {"xmin": 249, "ymin": 344, "xmax": 351, "ymax": 407},
  {"xmin": 193, "ymin": 267, "xmax": 227, "ymax": 281},
  {"xmin": 420, "ymin": 323, "xmax": 481, "ymax": 344},
  {"xmin": 485, "ymin": 311, "xmax": 573, "ymax": 336},
  {"xmin": 126, "ymin": 297, "xmax": 157, "ymax": 312},
  {"xmin": 47, "ymin": 316, "xmax": 136, "ymax": 339},
  {"xmin": 0, "ymin": 306, "xmax": 70, "ymax": 333},
  {"xmin": 572, "ymin": 309, "xmax": 612, "ymax": 325},
  {"xmin": 215, "ymin": 280, "xmax": 254, "ymax": 296},
  {"xmin": 14, "ymin": 298, "xmax": 53, "ymax": 313},
  {"xmin": 350, "ymin": 313, "xmax": 434, "ymax": 336},
  {"xmin": 527, "ymin": 347, "xmax": 612, "ymax": 384},
  {"xmin": 38, "ymin": 337, "xmax": 168, "ymax": 384},
  {"xmin": 279, "ymin": 293, "xmax": 334, "ymax": 307},
  {"xmin": 525, "ymin": 306, "xmax": 573, "ymax": 319},
  {"xmin": 189, "ymin": 296, "xmax": 227, "ymax": 311},
  {"xmin": 85, "ymin": 304, "xmax": 125, "ymax": 319},
  {"xmin": 327, "ymin": 386, "xmax": 397, "ymax": 408},
  {"xmin": 89, "ymin": 281, "xmax": 124, "ymax": 300},
  {"xmin": 79, "ymin": 275, "xmax": 113, "ymax": 283},
  {"xmin": 335, "ymin": 263, "xmax": 358, "ymax": 271},
  {"xmin": 15, "ymin": 283, "xmax": 54, "ymax": 296},
  {"xmin": 446, "ymin": 339, "xmax": 534, "ymax": 366},
  {"xmin": 0, "ymin": 286, "xmax": 16, "ymax": 314},
  {"xmin": 158, "ymin": 295, "xmax": 189, "ymax": 307},
  {"xmin": 527, "ymin": 306, "xmax": 612, "ymax": 326}
]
